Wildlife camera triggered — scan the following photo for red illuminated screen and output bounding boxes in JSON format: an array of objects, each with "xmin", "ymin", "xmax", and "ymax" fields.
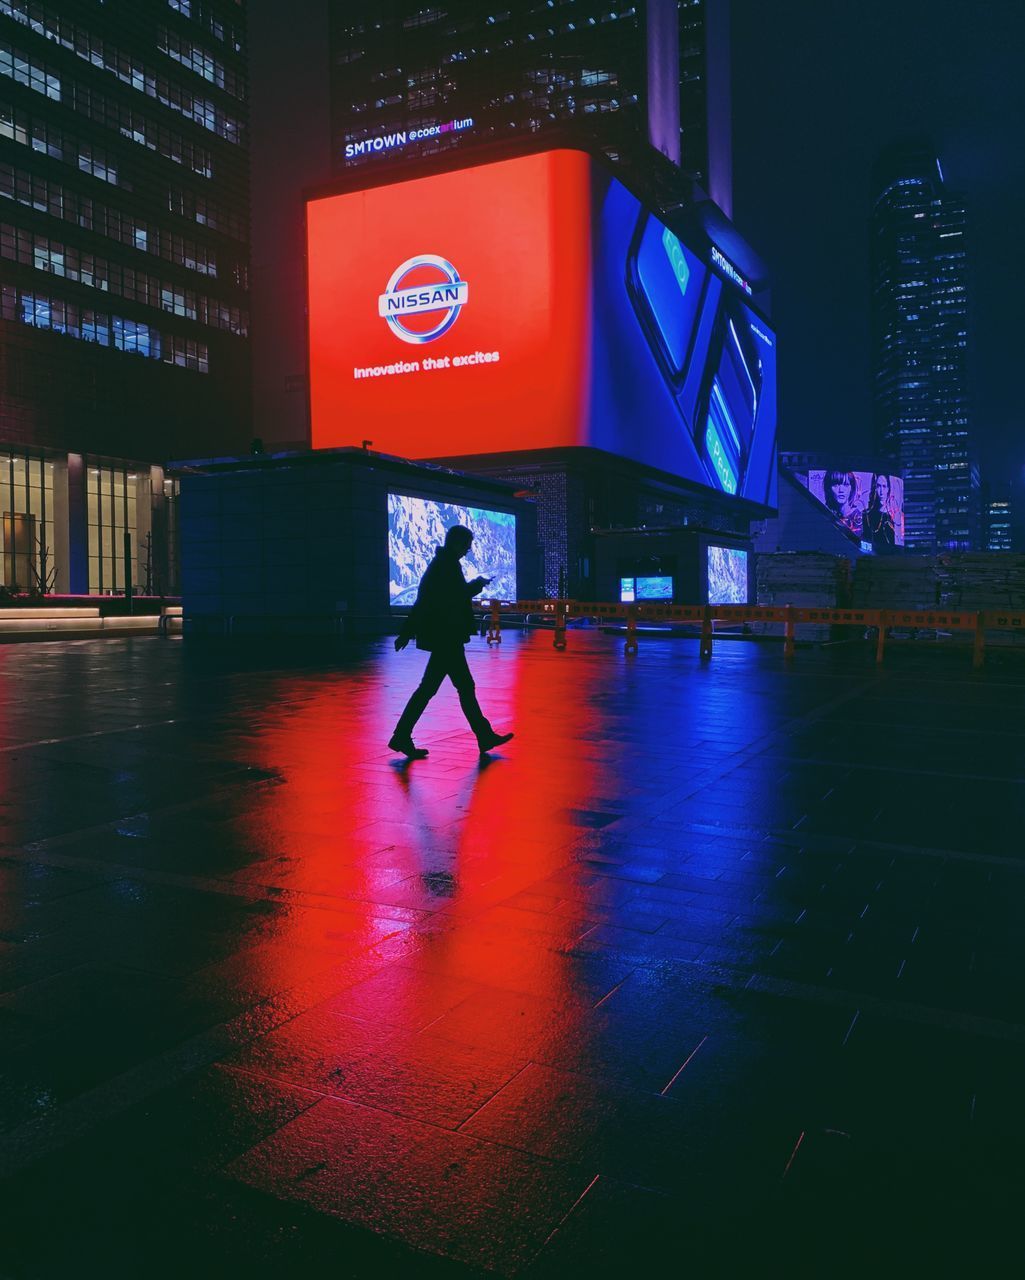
[{"xmin": 307, "ymin": 150, "xmax": 593, "ymax": 457}]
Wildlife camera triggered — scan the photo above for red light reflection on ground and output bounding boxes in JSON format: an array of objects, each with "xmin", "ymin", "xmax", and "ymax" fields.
[{"xmin": 223, "ymin": 634, "xmax": 617, "ymax": 1052}]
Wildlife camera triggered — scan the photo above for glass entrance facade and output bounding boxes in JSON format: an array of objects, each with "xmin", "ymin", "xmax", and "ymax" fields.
[
  {"xmin": 87, "ymin": 464, "xmax": 148, "ymax": 593},
  {"xmin": 0, "ymin": 449, "xmax": 56, "ymax": 591}
]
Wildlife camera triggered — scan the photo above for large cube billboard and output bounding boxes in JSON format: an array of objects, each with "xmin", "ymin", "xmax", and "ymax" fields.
[{"xmin": 307, "ymin": 148, "xmax": 777, "ymax": 508}]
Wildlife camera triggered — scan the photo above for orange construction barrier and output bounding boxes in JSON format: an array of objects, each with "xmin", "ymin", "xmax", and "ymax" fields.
[{"xmin": 478, "ymin": 600, "xmax": 1025, "ymax": 667}]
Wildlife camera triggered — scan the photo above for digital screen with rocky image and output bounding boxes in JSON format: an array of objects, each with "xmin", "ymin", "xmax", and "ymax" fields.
[
  {"xmin": 707, "ymin": 545, "xmax": 748, "ymax": 604},
  {"xmin": 388, "ymin": 493, "xmax": 517, "ymax": 606}
]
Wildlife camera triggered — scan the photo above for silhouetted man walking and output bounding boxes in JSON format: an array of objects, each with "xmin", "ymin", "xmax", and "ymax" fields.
[{"xmin": 389, "ymin": 525, "xmax": 514, "ymax": 760}]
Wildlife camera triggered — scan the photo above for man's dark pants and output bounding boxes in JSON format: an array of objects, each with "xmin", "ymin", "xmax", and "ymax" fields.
[{"xmin": 394, "ymin": 644, "xmax": 493, "ymax": 741}]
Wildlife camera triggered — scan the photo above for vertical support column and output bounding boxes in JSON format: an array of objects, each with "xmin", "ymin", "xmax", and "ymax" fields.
[
  {"xmin": 875, "ymin": 610, "xmax": 888, "ymax": 665},
  {"xmin": 123, "ymin": 531, "xmax": 134, "ymax": 613},
  {"xmin": 700, "ymin": 605, "xmax": 713, "ymax": 661},
  {"xmin": 486, "ymin": 599, "xmax": 501, "ymax": 645},
  {"xmin": 50, "ymin": 454, "xmax": 70, "ymax": 594},
  {"xmin": 972, "ymin": 612, "xmax": 986, "ymax": 670},
  {"xmin": 784, "ymin": 604, "xmax": 796, "ymax": 660},
  {"xmin": 625, "ymin": 605, "xmax": 638, "ymax": 655},
  {"xmin": 66, "ymin": 453, "xmax": 89, "ymax": 595},
  {"xmin": 147, "ymin": 465, "xmax": 165, "ymax": 597}
]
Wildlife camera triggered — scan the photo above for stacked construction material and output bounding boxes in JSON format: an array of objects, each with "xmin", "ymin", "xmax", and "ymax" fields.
[
  {"xmin": 753, "ymin": 552, "xmax": 851, "ymax": 640},
  {"xmin": 936, "ymin": 553, "xmax": 1025, "ymax": 609},
  {"xmin": 937, "ymin": 554, "xmax": 1025, "ymax": 646},
  {"xmin": 851, "ymin": 553, "xmax": 1025, "ymax": 647},
  {"xmin": 851, "ymin": 556, "xmax": 938, "ymax": 610}
]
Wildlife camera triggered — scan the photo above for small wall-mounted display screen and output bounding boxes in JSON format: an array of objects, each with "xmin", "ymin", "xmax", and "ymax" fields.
[
  {"xmin": 388, "ymin": 493, "xmax": 517, "ymax": 606},
  {"xmin": 707, "ymin": 545, "xmax": 748, "ymax": 604},
  {"xmin": 620, "ymin": 577, "xmax": 636, "ymax": 603},
  {"xmin": 635, "ymin": 575, "xmax": 673, "ymax": 601}
]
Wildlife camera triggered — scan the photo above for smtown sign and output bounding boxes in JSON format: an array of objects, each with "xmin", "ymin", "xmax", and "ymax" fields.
[
  {"xmin": 343, "ymin": 117, "xmax": 474, "ymax": 160},
  {"xmin": 378, "ymin": 254, "xmax": 469, "ymax": 345},
  {"xmin": 307, "ymin": 147, "xmax": 778, "ymax": 506}
]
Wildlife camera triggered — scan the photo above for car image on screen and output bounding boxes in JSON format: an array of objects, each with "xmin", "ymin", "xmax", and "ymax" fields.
[{"xmin": 388, "ymin": 493, "xmax": 517, "ymax": 606}]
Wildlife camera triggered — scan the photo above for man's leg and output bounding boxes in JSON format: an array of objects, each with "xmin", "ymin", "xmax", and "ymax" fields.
[
  {"xmin": 445, "ymin": 647, "xmax": 493, "ymax": 740},
  {"xmin": 393, "ymin": 650, "xmax": 447, "ymax": 741},
  {"xmin": 446, "ymin": 647, "xmax": 514, "ymax": 753}
]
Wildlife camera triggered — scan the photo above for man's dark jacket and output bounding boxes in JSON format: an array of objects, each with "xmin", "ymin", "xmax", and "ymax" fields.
[{"xmin": 398, "ymin": 547, "xmax": 484, "ymax": 651}]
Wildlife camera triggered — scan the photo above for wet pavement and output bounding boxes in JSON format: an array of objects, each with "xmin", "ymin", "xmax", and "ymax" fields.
[{"xmin": 1, "ymin": 631, "xmax": 1024, "ymax": 1277}]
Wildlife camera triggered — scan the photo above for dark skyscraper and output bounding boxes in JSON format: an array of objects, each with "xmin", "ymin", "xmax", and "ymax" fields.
[
  {"xmin": 984, "ymin": 489, "xmax": 1012, "ymax": 552},
  {"xmin": 0, "ymin": 0, "xmax": 250, "ymax": 593},
  {"xmin": 328, "ymin": 0, "xmax": 732, "ymax": 211},
  {"xmin": 871, "ymin": 140, "xmax": 978, "ymax": 551}
]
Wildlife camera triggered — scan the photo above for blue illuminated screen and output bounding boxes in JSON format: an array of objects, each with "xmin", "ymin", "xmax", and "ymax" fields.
[
  {"xmin": 633, "ymin": 222, "xmax": 707, "ymax": 373},
  {"xmin": 599, "ymin": 168, "xmax": 778, "ymax": 508},
  {"xmin": 635, "ymin": 575, "xmax": 673, "ymax": 601},
  {"xmin": 707, "ymin": 546, "xmax": 748, "ymax": 605},
  {"xmin": 388, "ymin": 493, "xmax": 517, "ymax": 605},
  {"xmin": 620, "ymin": 577, "xmax": 636, "ymax": 603}
]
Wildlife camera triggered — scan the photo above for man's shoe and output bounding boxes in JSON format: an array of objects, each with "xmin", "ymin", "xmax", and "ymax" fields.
[
  {"xmin": 389, "ymin": 734, "xmax": 428, "ymax": 759},
  {"xmin": 477, "ymin": 730, "xmax": 514, "ymax": 754}
]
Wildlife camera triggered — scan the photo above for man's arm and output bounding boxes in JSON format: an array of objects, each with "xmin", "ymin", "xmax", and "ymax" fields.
[{"xmin": 394, "ymin": 607, "xmax": 416, "ymax": 651}]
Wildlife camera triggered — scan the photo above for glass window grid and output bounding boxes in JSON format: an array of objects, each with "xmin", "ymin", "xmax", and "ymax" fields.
[
  {"xmin": 0, "ymin": 222, "xmax": 248, "ymax": 335},
  {"xmin": 87, "ymin": 465, "xmax": 142, "ymax": 594},
  {"xmin": 166, "ymin": 2, "xmax": 245, "ymax": 56},
  {"xmin": 0, "ymin": 161, "xmax": 220, "ymax": 277},
  {"xmin": 0, "ymin": 93, "xmax": 211, "ymax": 191},
  {"xmin": 0, "ymin": 450, "xmax": 55, "ymax": 591},
  {"xmin": 1, "ymin": 282, "xmax": 210, "ymax": 372},
  {"xmin": 166, "ymin": 185, "xmax": 247, "ymax": 242},
  {"xmin": 0, "ymin": 0, "xmax": 247, "ymax": 107}
]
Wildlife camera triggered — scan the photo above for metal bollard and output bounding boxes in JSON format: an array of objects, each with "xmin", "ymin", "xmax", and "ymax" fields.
[
  {"xmin": 625, "ymin": 606, "xmax": 638, "ymax": 655},
  {"xmin": 972, "ymin": 612, "xmax": 985, "ymax": 669},
  {"xmin": 486, "ymin": 600, "xmax": 502, "ymax": 645},
  {"xmin": 700, "ymin": 606, "xmax": 713, "ymax": 661},
  {"xmin": 554, "ymin": 600, "xmax": 567, "ymax": 650},
  {"xmin": 875, "ymin": 610, "xmax": 888, "ymax": 664}
]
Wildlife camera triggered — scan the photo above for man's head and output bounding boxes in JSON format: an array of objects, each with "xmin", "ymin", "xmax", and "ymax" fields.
[{"xmin": 444, "ymin": 525, "xmax": 474, "ymax": 558}]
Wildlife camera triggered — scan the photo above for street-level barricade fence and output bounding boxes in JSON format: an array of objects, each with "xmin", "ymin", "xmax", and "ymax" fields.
[{"xmin": 479, "ymin": 600, "xmax": 1025, "ymax": 668}]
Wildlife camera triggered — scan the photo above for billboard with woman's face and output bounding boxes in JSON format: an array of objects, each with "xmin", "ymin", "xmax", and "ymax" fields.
[{"xmin": 799, "ymin": 469, "xmax": 905, "ymax": 549}]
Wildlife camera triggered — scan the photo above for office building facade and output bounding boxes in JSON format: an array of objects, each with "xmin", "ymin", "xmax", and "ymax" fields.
[
  {"xmin": 984, "ymin": 491, "xmax": 1012, "ymax": 552},
  {"xmin": 0, "ymin": 0, "xmax": 250, "ymax": 594},
  {"xmin": 871, "ymin": 141, "xmax": 978, "ymax": 552},
  {"xmin": 329, "ymin": 0, "xmax": 731, "ymax": 208}
]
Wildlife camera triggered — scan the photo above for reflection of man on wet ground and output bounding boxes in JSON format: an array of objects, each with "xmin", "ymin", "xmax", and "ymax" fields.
[{"xmin": 389, "ymin": 525, "xmax": 514, "ymax": 760}]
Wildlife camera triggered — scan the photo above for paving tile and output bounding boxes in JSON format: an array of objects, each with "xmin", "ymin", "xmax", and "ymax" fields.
[
  {"xmin": 322, "ymin": 1026, "xmax": 528, "ymax": 1128},
  {"xmin": 226, "ymin": 1007, "xmax": 403, "ymax": 1093},
  {"xmin": 2, "ymin": 632, "xmax": 1025, "ymax": 1272},
  {"xmin": 224, "ymin": 1094, "xmax": 596, "ymax": 1274},
  {"xmin": 462, "ymin": 1060, "xmax": 705, "ymax": 1191}
]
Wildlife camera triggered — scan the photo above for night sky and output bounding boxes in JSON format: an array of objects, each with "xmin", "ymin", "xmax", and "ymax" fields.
[{"xmin": 730, "ymin": 0, "xmax": 1025, "ymax": 500}]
